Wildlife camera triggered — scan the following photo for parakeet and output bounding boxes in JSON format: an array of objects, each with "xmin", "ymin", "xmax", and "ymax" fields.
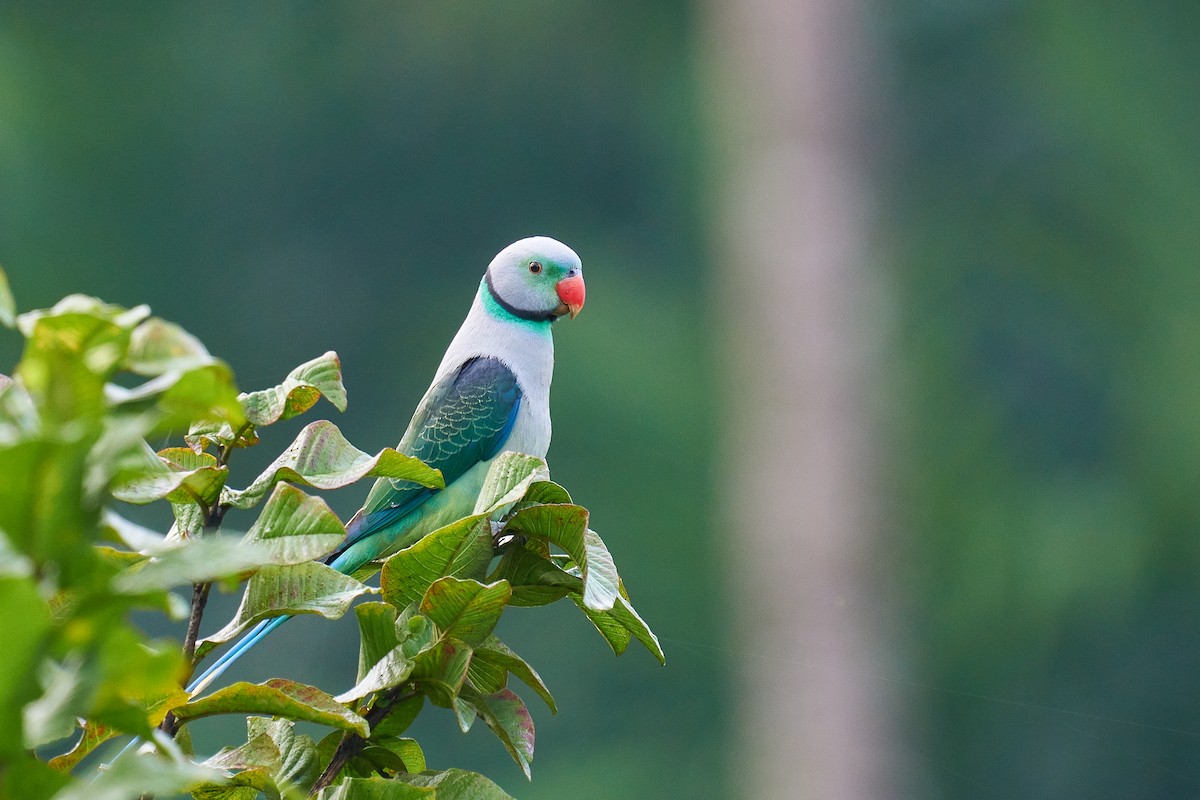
[{"xmin": 188, "ymin": 236, "xmax": 585, "ymax": 694}]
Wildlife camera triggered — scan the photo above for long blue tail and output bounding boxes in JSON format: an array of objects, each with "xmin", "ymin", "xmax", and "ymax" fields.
[
  {"xmin": 185, "ymin": 542, "xmax": 372, "ymax": 696},
  {"xmin": 111, "ymin": 545, "xmax": 375, "ymax": 762},
  {"xmin": 186, "ymin": 614, "xmax": 292, "ymax": 695},
  {"xmin": 187, "ymin": 544, "xmax": 369, "ymax": 695},
  {"xmin": 111, "ymin": 615, "xmax": 293, "ymax": 762},
  {"xmin": 111, "ymin": 548, "xmax": 371, "ymax": 763}
]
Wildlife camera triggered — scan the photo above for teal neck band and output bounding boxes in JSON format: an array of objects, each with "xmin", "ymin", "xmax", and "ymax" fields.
[{"xmin": 480, "ymin": 276, "xmax": 554, "ymax": 332}]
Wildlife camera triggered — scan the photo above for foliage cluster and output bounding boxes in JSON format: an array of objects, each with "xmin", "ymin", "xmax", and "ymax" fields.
[{"xmin": 0, "ymin": 271, "xmax": 662, "ymax": 800}]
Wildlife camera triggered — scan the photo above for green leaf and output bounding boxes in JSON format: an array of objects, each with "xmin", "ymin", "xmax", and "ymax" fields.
[
  {"xmin": 8, "ymin": 285, "xmax": 192, "ymax": 543},
  {"xmin": 451, "ymin": 694, "xmax": 477, "ymax": 732},
  {"xmin": 23, "ymin": 656, "xmax": 88, "ymax": 748},
  {"xmin": 225, "ymin": 420, "xmax": 443, "ymax": 509},
  {"xmin": 502, "ymin": 504, "xmax": 620, "ymax": 611},
  {"xmin": 379, "ymin": 514, "xmax": 493, "ymax": 609},
  {"xmin": 353, "ymin": 736, "xmax": 426, "ymax": 779},
  {"xmin": 16, "ymin": 297, "xmax": 148, "ymax": 396},
  {"xmin": 100, "ymin": 506, "xmax": 167, "ymax": 551},
  {"xmin": 468, "ymin": 636, "xmax": 557, "ymax": 713},
  {"xmin": 243, "ymin": 351, "xmax": 348, "ymax": 425},
  {"xmin": 175, "ymin": 679, "xmax": 369, "ymax": 737},
  {"xmin": 85, "ymin": 414, "xmax": 160, "ymax": 503},
  {"xmin": 52, "ymin": 751, "xmax": 225, "ymax": 800},
  {"xmin": 125, "ymin": 317, "xmax": 214, "ymax": 376},
  {"xmin": 455, "ymin": 688, "xmax": 535, "ymax": 780},
  {"xmin": 398, "ymin": 615, "xmax": 434, "ymax": 660},
  {"xmin": 197, "ymin": 717, "xmax": 320, "ymax": 798},
  {"xmin": 333, "ymin": 578, "xmax": 511, "ymax": 710},
  {"xmin": 242, "ymin": 483, "xmax": 347, "ymax": 565},
  {"xmin": 0, "ymin": 263, "xmax": 14, "ymax": 328},
  {"xmin": 315, "ymin": 776, "xmax": 435, "ymax": 799},
  {"xmin": 155, "ymin": 362, "xmax": 245, "ymax": 428},
  {"xmin": 0, "ymin": 434, "xmax": 102, "ymax": 590},
  {"xmin": 420, "ymin": 577, "xmax": 511, "ymax": 648},
  {"xmin": 464, "ymin": 642, "xmax": 509, "ymax": 695},
  {"xmin": 185, "ymin": 351, "xmax": 349, "ymax": 453},
  {"xmin": 105, "ymin": 363, "xmax": 245, "ymax": 436},
  {"xmin": 473, "ymin": 452, "xmax": 550, "ymax": 517},
  {"xmin": 93, "ymin": 545, "xmax": 148, "ymax": 575},
  {"xmin": 0, "ymin": 529, "xmax": 34, "ymax": 579},
  {"xmin": 194, "ymin": 719, "xmax": 313, "ymax": 800},
  {"xmin": 200, "ymin": 563, "xmax": 373, "ymax": 649},
  {"xmin": 203, "ymin": 730, "xmax": 283, "ymax": 773},
  {"xmin": 396, "ymin": 769, "xmax": 516, "ymax": 799},
  {"xmin": 1, "ymin": 755, "xmax": 72, "ymax": 800},
  {"xmin": 110, "ymin": 446, "xmax": 227, "ymax": 506},
  {"xmin": 186, "ymin": 417, "xmax": 259, "ymax": 452},
  {"xmin": 518, "ymin": 479, "xmax": 572, "ymax": 506},
  {"xmin": 113, "ymin": 535, "xmax": 270, "ymax": 592},
  {"xmin": 248, "ymin": 715, "xmax": 321, "ymax": 790},
  {"xmin": 0, "ymin": 575, "xmax": 51, "ymax": 758},
  {"xmin": 175, "ymin": 719, "xmax": 197, "ymax": 756},
  {"xmin": 573, "ymin": 586, "xmax": 665, "ymax": 665},
  {"xmin": 368, "ymin": 736, "xmax": 425, "ymax": 774},
  {"xmin": 14, "ymin": 345, "xmax": 169, "ymax": 567},
  {"xmin": 335, "ymin": 648, "xmax": 413, "ymax": 704},
  {"xmin": 578, "ymin": 528, "xmax": 621, "ymax": 612},
  {"xmin": 192, "ymin": 769, "xmax": 279, "ymax": 800},
  {"xmin": 349, "ymin": 747, "xmax": 395, "ymax": 779},
  {"xmin": 17, "ymin": 293, "xmax": 147, "ymax": 337},
  {"xmin": 489, "ymin": 545, "xmax": 581, "ymax": 608},
  {"xmin": 353, "ymin": 602, "xmax": 400, "ymax": 682},
  {"xmin": 48, "ymin": 721, "xmax": 118, "ymax": 772},
  {"xmin": 170, "ymin": 496, "xmax": 208, "ymax": 541},
  {"xmin": 86, "ymin": 627, "xmax": 189, "ymax": 735},
  {"xmin": 338, "ymin": 604, "xmax": 412, "ymax": 705},
  {"xmin": 502, "ymin": 503, "xmax": 585, "ymax": 565},
  {"xmin": 0, "ymin": 372, "xmax": 37, "ymax": 444},
  {"xmin": 21, "ymin": 613, "xmax": 187, "ymax": 741},
  {"xmin": 370, "ymin": 694, "xmax": 424, "ymax": 739},
  {"xmin": 411, "ymin": 638, "xmax": 472, "ymax": 707}
]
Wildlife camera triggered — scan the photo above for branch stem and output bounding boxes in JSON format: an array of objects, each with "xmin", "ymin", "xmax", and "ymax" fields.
[
  {"xmin": 182, "ymin": 581, "xmax": 213, "ymax": 663},
  {"xmin": 159, "ymin": 424, "xmax": 249, "ymax": 739},
  {"xmin": 309, "ymin": 689, "xmax": 414, "ymax": 796}
]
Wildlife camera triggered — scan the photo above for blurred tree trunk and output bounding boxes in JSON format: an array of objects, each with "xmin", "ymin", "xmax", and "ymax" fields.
[{"xmin": 702, "ymin": 0, "xmax": 900, "ymax": 797}]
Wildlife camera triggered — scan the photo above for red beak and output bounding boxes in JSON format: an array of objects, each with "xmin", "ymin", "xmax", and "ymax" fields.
[{"xmin": 555, "ymin": 274, "xmax": 586, "ymax": 319}]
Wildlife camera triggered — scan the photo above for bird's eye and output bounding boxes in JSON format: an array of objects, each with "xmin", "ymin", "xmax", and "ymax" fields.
[{"xmin": 529, "ymin": 261, "xmax": 543, "ymax": 274}]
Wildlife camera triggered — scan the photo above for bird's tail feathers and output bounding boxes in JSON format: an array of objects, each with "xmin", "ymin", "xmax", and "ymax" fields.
[
  {"xmin": 108, "ymin": 614, "xmax": 293, "ymax": 766},
  {"xmin": 186, "ymin": 614, "xmax": 292, "ymax": 695}
]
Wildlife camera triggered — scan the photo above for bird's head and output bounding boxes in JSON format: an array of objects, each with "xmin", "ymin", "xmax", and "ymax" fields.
[{"xmin": 484, "ymin": 236, "xmax": 585, "ymax": 323}]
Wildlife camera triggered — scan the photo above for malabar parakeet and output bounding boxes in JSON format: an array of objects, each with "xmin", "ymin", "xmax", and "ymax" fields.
[{"xmin": 188, "ymin": 236, "xmax": 585, "ymax": 694}]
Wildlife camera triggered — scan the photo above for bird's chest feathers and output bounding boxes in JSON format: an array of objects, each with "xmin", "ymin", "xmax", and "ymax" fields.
[{"xmin": 506, "ymin": 394, "xmax": 551, "ymax": 457}]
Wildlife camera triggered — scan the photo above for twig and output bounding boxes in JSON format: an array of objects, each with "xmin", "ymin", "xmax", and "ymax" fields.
[
  {"xmin": 216, "ymin": 423, "xmax": 253, "ymax": 469},
  {"xmin": 157, "ymin": 578, "xmax": 215, "ymax": 736},
  {"xmin": 158, "ymin": 423, "xmax": 250, "ymax": 738},
  {"xmin": 181, "ymin": 581, "xmax": 213, "ymax": 664}
]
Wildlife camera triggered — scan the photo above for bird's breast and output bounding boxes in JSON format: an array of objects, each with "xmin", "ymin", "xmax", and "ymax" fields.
[{"xmin": 504, "ymin": 389, "xmax": 552, "ymax": 458}]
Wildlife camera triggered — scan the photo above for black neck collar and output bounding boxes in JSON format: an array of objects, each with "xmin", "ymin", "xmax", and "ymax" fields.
[{"xmin": 485, "ymin": 269, "xmax": 557, "ymax": 323}]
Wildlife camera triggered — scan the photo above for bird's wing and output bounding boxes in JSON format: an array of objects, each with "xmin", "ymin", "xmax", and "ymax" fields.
[{"xmin": 333, "ymin": 355, "xmax": 522, "ymax": 555}]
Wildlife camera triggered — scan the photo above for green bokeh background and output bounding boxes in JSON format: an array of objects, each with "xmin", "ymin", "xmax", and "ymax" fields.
[{"xmin": 3, "ymin": 2, "xmax": 1198, "ymax": 798}]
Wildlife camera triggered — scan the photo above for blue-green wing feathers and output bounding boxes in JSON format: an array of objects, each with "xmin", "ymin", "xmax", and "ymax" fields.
[
  {"xmin": 329, "ymin": 356, "xmax": 521, "ymax": 562},
  {"xmin": 393, "ymin": 355, "xmax": 522, "ymax": 487}
]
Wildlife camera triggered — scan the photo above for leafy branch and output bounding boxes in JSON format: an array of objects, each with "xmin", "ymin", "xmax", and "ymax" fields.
[
  {"xmin": 310, "ymin": 687, "xmax": 418, "ymax": 795},
  {"xmin": 0, "ymin": 277, "xmax": 662, "ymax": 800}
]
